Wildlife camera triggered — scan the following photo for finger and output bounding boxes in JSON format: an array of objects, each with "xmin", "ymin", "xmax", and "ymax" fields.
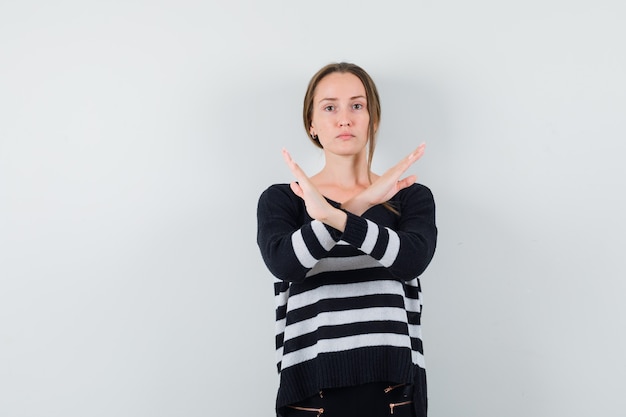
[
  {"xmin": 407, "ymin": 143, "xmax": 426, "ymax": 163},
  {"xmin": 393, "ymin": 144, "xmax": 425, "ymax": 177},
  {"xmin": 394, "ymin": 143, "xmax": 425, "ymax": 169},
  {"xmin": 397, "ymin": 175, "xmax": 417, "ymax": 191},
  {"xmin": 282, "ymin": 148, "xmax": 296, "ymax": 170},
  {"xmin": 282, "ymin": 148, "xmax": 307, "ymax": 180},
  {"xmin": 289, "ymin": 181, "xmax": 304, "ymax": 199}
]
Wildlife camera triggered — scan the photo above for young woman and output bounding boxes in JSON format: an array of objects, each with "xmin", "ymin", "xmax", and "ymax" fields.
[{"xmin": 257, "ymin": 63, "xmax": 437, "ymax": 417}]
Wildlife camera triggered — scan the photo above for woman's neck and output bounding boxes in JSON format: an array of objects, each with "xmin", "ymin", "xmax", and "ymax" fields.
[{"xmin": 311, "ymin": 152, "xmax": 375, "ymax": 202}]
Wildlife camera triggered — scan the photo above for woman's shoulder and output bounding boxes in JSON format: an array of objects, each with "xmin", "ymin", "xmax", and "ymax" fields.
[
  {"xmin": 262, "ymin": 183, "xmax": 291, "ymax": 194},
  {"xmin": 258, "ymin": 183, "xmax": 306, "ymax": 221},
  {"xmin": 392, "ymin": 183, "xmax": 436, "ymax": 220},
  {"xmin": 258, "ymin": 183, "xmax": 302, "ymax": 207},
  {"xmin": 260, "ymin": 183, "xmax": 293, "ymax": 199},
  {"xmin": 397, "ymin": 182, "xmax": 435, "ymax": 202}
]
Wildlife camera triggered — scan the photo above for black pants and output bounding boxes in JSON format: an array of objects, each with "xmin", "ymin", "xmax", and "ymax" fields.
[{"xmin": 282, "ymin": 381, "xmax": 416, "ymax": 417}]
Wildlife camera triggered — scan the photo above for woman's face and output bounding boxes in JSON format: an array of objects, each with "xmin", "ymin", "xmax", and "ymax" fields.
[{"xmin": 309, "ymin": 72, "xmax": 370, "ymax": 157}]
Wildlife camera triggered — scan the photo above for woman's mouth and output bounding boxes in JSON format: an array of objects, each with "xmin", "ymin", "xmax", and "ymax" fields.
[{"xmin": 337, "ymin": 133, "xmax": 354, "ymax": 140}]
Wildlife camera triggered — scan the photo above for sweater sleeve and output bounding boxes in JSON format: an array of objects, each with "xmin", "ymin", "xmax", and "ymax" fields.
[
  {"xmin": 257, "ymin": 184, "xmax": 339, "ymax": 283},
  {"xmin": 339, "ymin": 183, "xmax": 437, "ymax": 281},
  {"xmin": 257, "ymin": 183, "xmax": 437, "ymax": 283}
]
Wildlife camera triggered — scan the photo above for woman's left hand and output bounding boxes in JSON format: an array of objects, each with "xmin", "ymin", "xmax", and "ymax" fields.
[{"xmin": 342, "ymin": 144, "xmax": 425, "ymax": 215}]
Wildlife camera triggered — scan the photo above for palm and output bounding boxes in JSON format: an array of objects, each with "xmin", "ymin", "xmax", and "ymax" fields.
[
  {"xmin": 282, "ymin": 148, "xmax": 334, "ymax": 220},
  {"xmin": 360, "ymin": 144, "xmax": 425, "ymax": 206}
]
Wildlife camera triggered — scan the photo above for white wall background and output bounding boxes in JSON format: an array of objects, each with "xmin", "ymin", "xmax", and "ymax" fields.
[{"xmin": 1, "ymin": 1, "xmax": 625, "ymax": 416}]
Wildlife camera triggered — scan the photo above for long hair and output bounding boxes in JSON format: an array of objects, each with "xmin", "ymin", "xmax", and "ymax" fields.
[
  {"xmin": 302, "ymin": 62, "xmax": 382, "ymax": 182},
  {"xmin": 302, "ymin": 63, "xmax": 398, "ymax": 214}
]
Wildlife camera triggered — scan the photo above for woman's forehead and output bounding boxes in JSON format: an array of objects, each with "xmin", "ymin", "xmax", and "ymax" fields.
[{"xmin": 315, "ymin": 72, "xmax": 366, "ymax": 100}]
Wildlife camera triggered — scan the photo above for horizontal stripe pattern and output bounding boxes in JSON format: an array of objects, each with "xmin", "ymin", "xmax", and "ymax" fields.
[
  {"xmin": 286, "ymin": 280, "xmax": 404, "ymax": 312},
  {"xmin": 275, "ymin": 273, "xmax": 425, "ymax": 372},
  {"xmin": 284, "ymin": 307, "xmax": 409, "ymax": 347},
  {"xmin": 274, "ymin": 270, "xmax": 425, "ymax": 371},
  {"xmin": 257, "ymin": 183, "xmax": 437, "ymax": 409},
  {"xmin": 281, "ymin": 333, "xmax": 413, "ymax": 370},
  {"xmin": 305, "ymin": 255, "xmax": 382, "ymax": 277}
]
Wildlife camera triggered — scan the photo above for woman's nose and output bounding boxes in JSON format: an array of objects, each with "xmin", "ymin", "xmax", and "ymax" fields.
[{"xmin": 338, "ymin": 111, "xmax": 351, "ymax": 127}]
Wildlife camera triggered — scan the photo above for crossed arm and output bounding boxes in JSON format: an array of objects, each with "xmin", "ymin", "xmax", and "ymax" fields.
[
  {"xmin": 281, "ymin": 143, "xmax": 426, "ymax": 230},
  {"xmin": 257, "ymin": 144, "xmax": 435, "ymax": 283}
]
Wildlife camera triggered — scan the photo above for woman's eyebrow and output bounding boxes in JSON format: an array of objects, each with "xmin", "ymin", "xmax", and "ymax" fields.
[{"xmin": 319, "ymin": 95, "xmax": 366, "ymax": 102}]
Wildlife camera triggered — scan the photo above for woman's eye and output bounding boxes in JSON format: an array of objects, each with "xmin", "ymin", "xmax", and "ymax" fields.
[
  {"xmin": 352, "ymin": 103, "xmax": 364, "ymax": 110},
  {"xmin": 324, "ymin": 105, "xmax": 335, "ymax": 112}
]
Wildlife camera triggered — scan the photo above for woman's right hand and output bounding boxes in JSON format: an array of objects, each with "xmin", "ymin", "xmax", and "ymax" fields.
[
  {"xmin": 282, "ymin": 148, "xmax": 348, "ymax": 231},
  {"xmin": 342, "ymin": 144, "xmax": 426, "ymax": 215}
]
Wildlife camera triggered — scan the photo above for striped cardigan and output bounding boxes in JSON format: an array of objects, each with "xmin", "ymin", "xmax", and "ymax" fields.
[{"xmin": 257, "ymin": 183, "xmax": 437, "ymax": 412}]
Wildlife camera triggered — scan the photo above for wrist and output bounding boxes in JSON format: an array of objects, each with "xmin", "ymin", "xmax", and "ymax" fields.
[
  {"xmin": 341, "ymin": 194, "xmax": 372, "ymax": 217},
  {"xmin": 322, "ymin": 207, "xmax": 347, "ymax": 232}
]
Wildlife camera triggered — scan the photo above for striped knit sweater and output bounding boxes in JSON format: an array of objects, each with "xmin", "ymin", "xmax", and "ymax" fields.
[{"xmin": 257, "ymin": 182, "xmax": 437, "ymax": 413}]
